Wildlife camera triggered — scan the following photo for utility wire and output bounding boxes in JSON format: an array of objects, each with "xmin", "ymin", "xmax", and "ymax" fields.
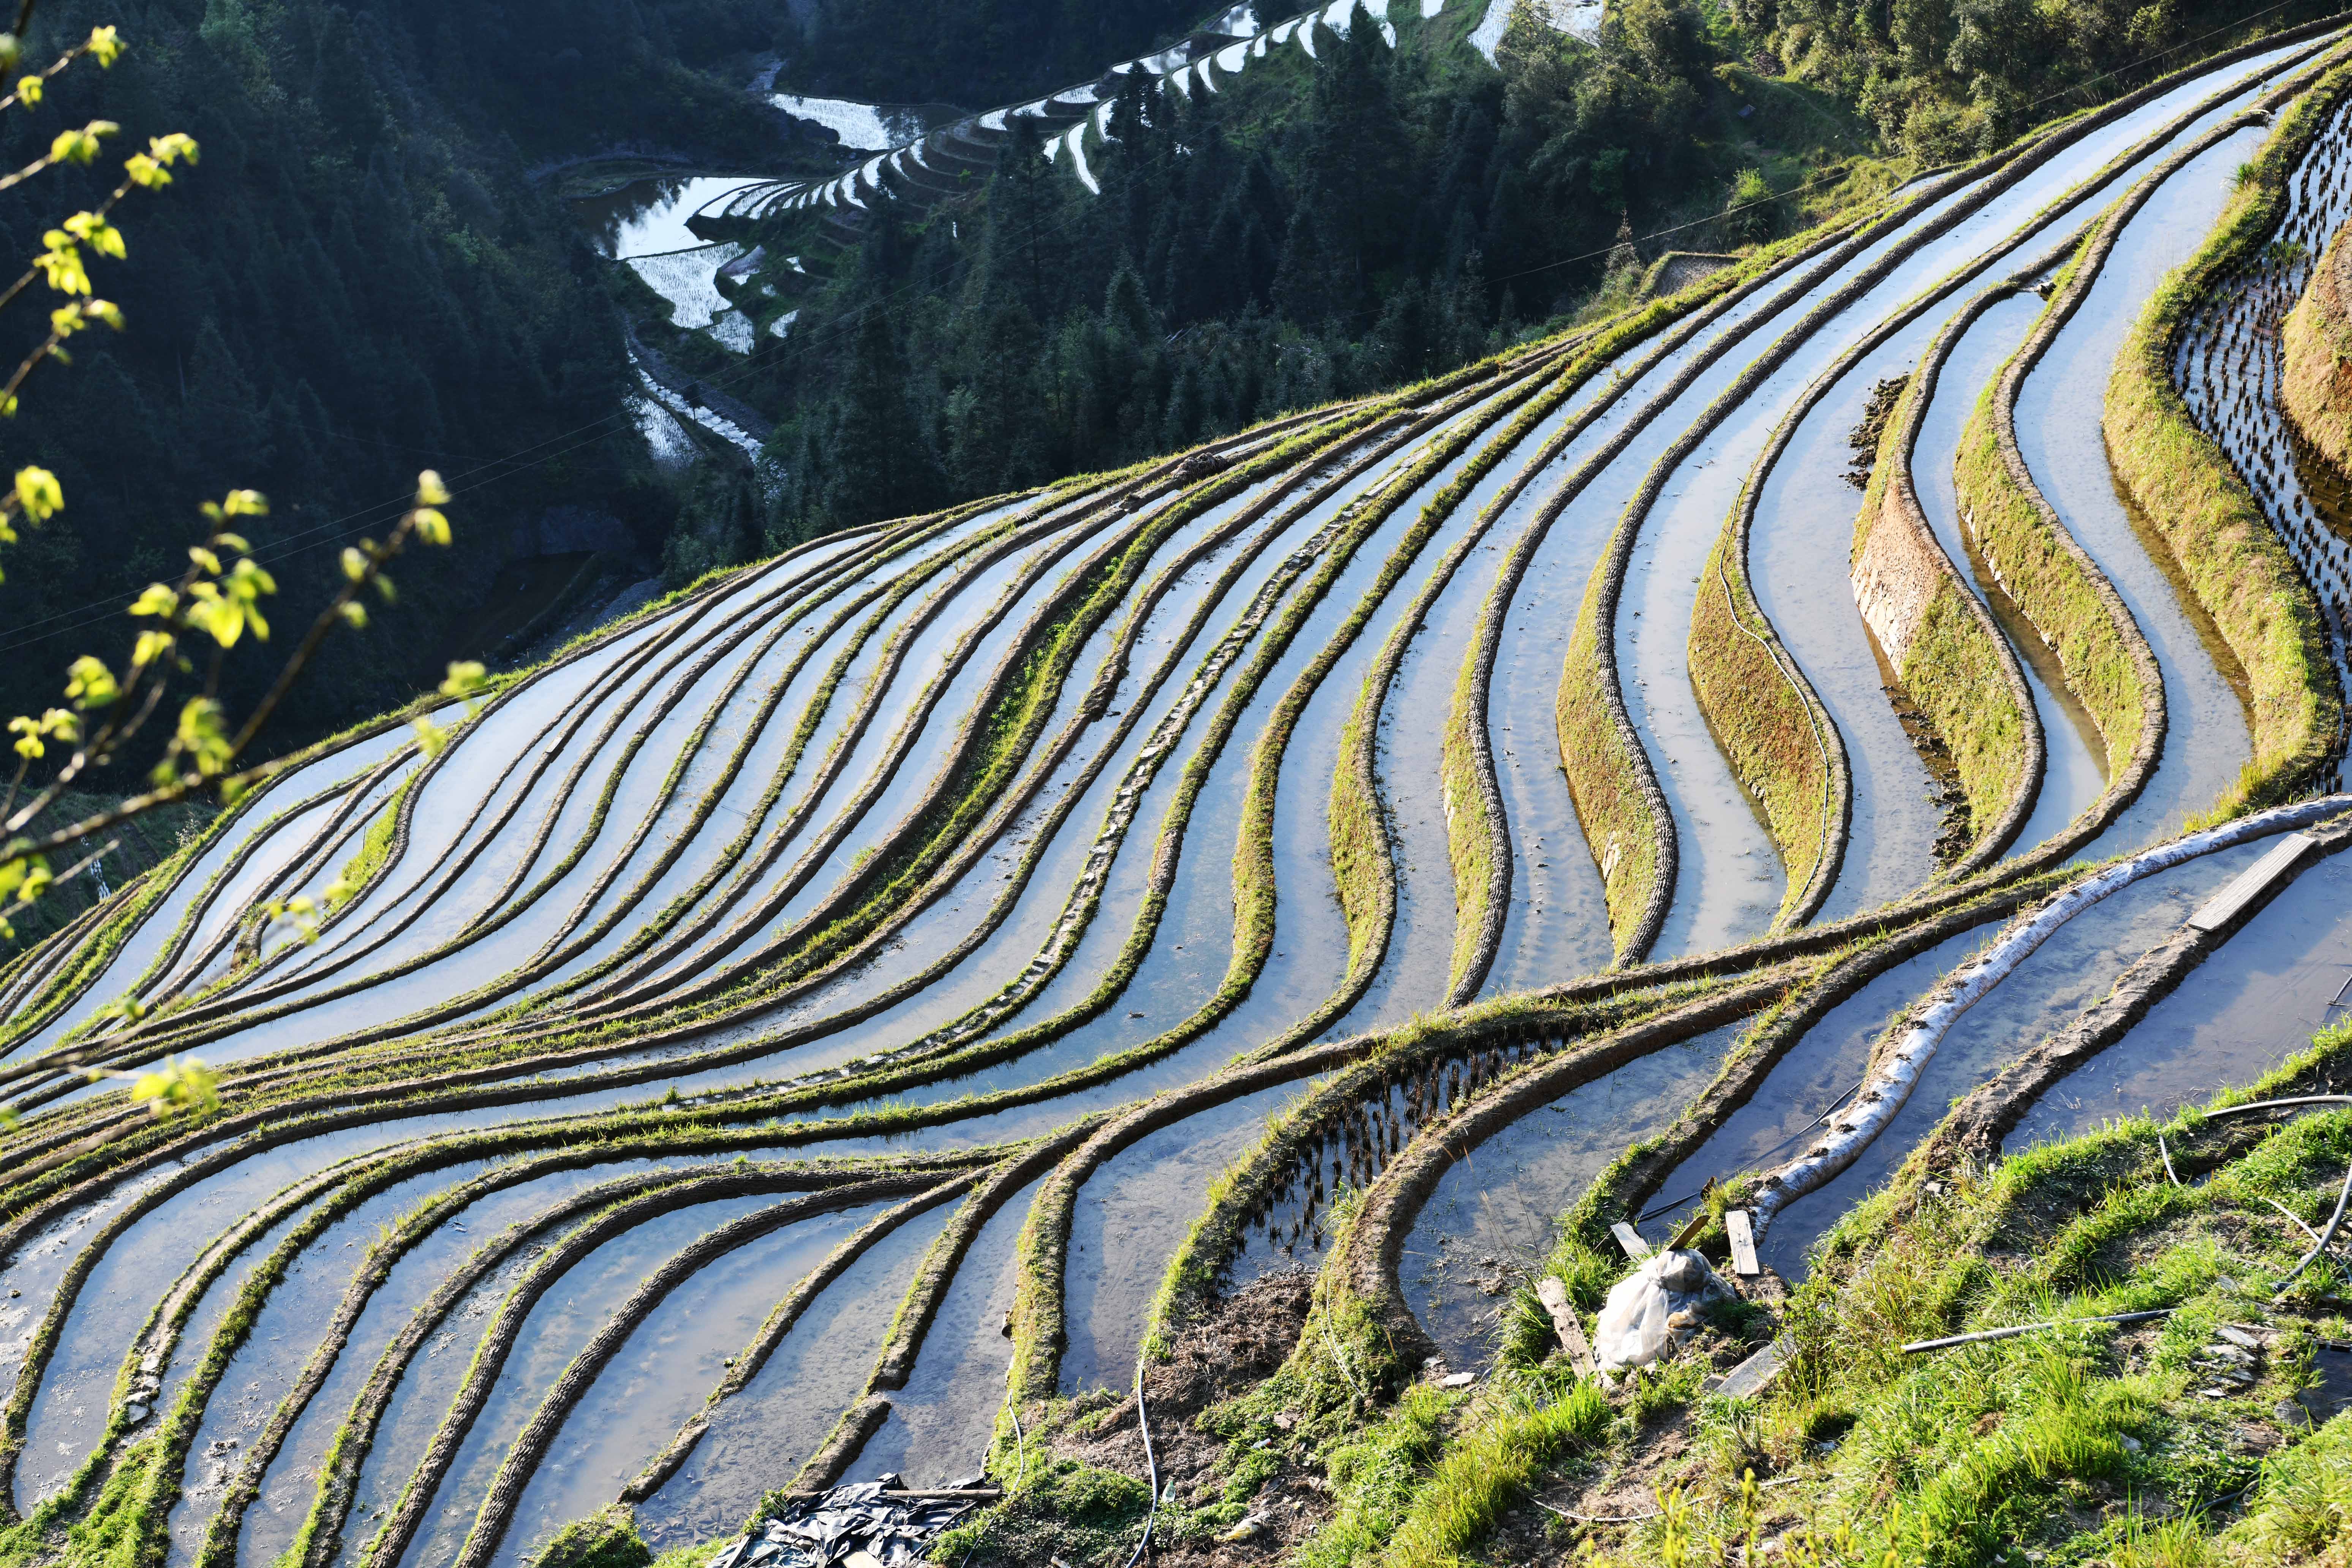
[{"xmin": 0, "ymin": 0, "xmax": 2324, "ymax": 658}]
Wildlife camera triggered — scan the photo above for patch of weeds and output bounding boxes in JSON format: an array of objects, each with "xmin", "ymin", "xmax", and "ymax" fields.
[
  {"xmin": 929, "ymin": 1458, "xmax": 1148, "ymax": 1568},
  {"xmin": 1629, "ymin": 1357, "xmax": 1706, "ymax": 1427},
  {"xmin": 1295, "ymin": 1383, "xmax": 1463, "ymax": 1568},
  {"xmin": 525, "ymin": 1505, "xmax": 652, "ymax": 1568}
]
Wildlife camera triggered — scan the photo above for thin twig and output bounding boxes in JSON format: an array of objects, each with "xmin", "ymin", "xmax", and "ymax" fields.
[
  {"xmin": 1534, "ymin": 1477, "xmax": 1804, "ymax": 1527},
  {"xmin": 2275, "ymin": 1160, "xmax": 2352, "ymax": 1298},
  {"xmin": 2159, "ymin": 1132, "xmax": 2180, "ymax": 1187}
]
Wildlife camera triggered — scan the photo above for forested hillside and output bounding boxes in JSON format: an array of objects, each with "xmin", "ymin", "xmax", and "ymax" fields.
[
  {"xmin": 732, "ymin": 0, "xmax": 1853, "ymax": 546},
  {"xmin": 711, "ymin": 0, "xmax": 2329, "ymax": 551},
  {"xmin": 793, "ymin": 0, "xmax": 1217, "ymax": 105},
  {"xmin": 0, "ymin": 0, "xmax": 793, "ymax": 751},
  {"xmin": 0, "ymin": 0, "xmax": 2322, "ymax": 759}
]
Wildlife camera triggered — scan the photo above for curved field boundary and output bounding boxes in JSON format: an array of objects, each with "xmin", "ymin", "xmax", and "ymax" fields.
[
  {"xmin": 225, "ymin": 373, "xmax": 1561, "ymax": 1142},
  {"xmin": 1746, "ymin": 791, "xmax": 2352, "ymax": 1234},
  {"xmin": 621, "ymin": 390, "xmax": 1543, "ymax": 1025},
  {"xmin": 612, "ymin": 1160, "xmax": 1046, "ymax": 1506},
  {"xmin": 1554, "ymin": 854, "xmax": 2092, "ymax": 1253},
  {"xmin": 227, "ymin": 485, "xmax": 1092, "ymax": 1031},
  {"xmin": 987, "ymin": 370, "xmax": 1597, "ymax": 1404},
  {"xmin": 1140, "ymin": 984, "xmax": 1687, "ymax": 1349},
  {"xmin": 1673, "ymin": 88, "xmax": 2249, "ymax": 915},
  {"xmin": 1927, "ymin": 811, "xmax": 2352, "ymax": 1165},
  {"xmin": 1853, "ymin": 333, "xmax": 2044, "ymax": 869},
  {"xmin": 27, "ymin": 478, "xmax": 1137, "ymax": 1097},
  {"xmin": 147, "ymin": 406, "xmax": 1434, "ymax": 1142},
  {"xmin": 1688, "ymin": 521, "xmax": 1851, "ymax": 927},
  {"xmin": 2107, "ymin": 56, "xmax": 2352, "ymax": 815},
  {"xmin": 579, "ymin": 488, "xmax": 1175, "ymax": 1007},
  {"xmin": 569, "ymin": 380, "xmax": 1538, "ymax": 1018},
  {"xmin": 1952, "ymin": 280, "xmax": 2165, "ymax": 800},
  {"xmin": 0, "ymin": 376, "xmax": 1562, "ymax": 1523},
  {"xmin": 444, "ymin": 1170, "xmax": 983, "ymax": 1568},
  {"xmin": 8, "ymin": 1098, "xmax": 989, "ymax": 1538},
  {"xmin": 349, "ymin": 1165, "xmax": 977, "ymax": 1568},
  {"xmin": 1, "ymin": 524, "xmax": 898, "ymax": 1092},
  {"xmin": 0, "ymin": 421, "xmax": 1370, "ymax": 1143},
  {"xmin": 0, "ymin": 729, "xmax": 419, "ymax": 1061},
  {"xmin": 2282, "ymin": 214, "xmax": 2352, "ymax": 468},
  {"xmin": 1445, "ymin": 232, "xmax": 1863, "ymax": 991},
  {"xmin": 195, "ymin": 1141, "xmax": 1003, "ymax": 1568},
  {"xmin": 1559, "ymin": 161, "xmax": 2028, "ymax": 961},
  {"xmin": 1945, "ymin": 92, "xmax": 2352, "ymax": 824},
  {"xmin": 1332, "ymin": 330, "xmax": 1704, "ymax": 1000},
  {"xmin": 1320, "ymin": 974, "xmax": 1796, "ymax": 1372},
  {"xmin": 1559, "ymin": 22, "xmax": 2351, "ymax": 964}
]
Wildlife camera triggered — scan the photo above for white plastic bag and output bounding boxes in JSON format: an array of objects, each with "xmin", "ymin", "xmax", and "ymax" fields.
[{"xmin": 1592, "ymin": 1249, "xmax": 1731, "ymax": 1372}]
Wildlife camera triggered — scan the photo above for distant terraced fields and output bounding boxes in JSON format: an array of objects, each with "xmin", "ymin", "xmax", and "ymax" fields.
[{"xmin": 3, "ymin": 16, "xmax": 2352, "ymax": 1568}]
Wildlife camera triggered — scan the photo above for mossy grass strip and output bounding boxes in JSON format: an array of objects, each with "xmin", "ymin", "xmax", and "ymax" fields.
[
  {"xmin": 1447, "ymin": 228, "xmax": 1864, "ymax": 989},
  {"xmin": 1000, "ymin": 365, "xmax": 1573, "ymax": 1405},
  {"xmin": 1851, "ymin": 355, "xmax": 2042, "ymax": 867},
  {"xmin": 2282, "ymin": 213, "xmax": 2352, "ymax": 469},
  {"xmin": 2106, "ymin": 53, "xmax": 2352, "ymax": 817},
  {"xmin": 446, "ymin": 1173, "xmax": 981, "ymax": 1568},
  {"xmin": 1562, "ymin": 24, "xmax": 2350, "ymax": 960}
]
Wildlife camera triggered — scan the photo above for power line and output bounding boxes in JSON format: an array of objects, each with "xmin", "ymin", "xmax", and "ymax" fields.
[{"xmin": 0, "ymin": 0, "xmax": 2324, "ymax": 659}]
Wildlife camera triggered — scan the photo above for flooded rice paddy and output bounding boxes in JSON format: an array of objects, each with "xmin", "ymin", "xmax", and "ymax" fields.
[{"xmin": 5, "ymin": 25, "xmax": 2352, "ymax": 1568}]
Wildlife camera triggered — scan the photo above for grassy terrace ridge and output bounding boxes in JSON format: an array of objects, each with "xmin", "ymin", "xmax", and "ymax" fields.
[
  {"xmin": 0, "ymin": 408, "xmax": 1382, "ymax": 1139},
  {"xmin": 6, "ymin": 399, "xmax": 1365, "ymax": 1091},
  {"xmin": 0, "ymin": 504, "xmax": 981, "ymax": 1091},
  {"xmin": 1000, "ymin": 357, "xmax": 1571, "ymax": 1408},
  {"xmin": 0, "ymin": 355, "xmax": 1543, "ymax": 1279},
  {"xmin": 16, "ymin": 18, "xmax": 2352, "ymax": 1568},
  {"xmin": 1688, "ymin": 528, "xmax": 1843, "ymax": 926},
  {"xmin": 1851, "ymin": 360, "xmax": 2040, "ymax": 867},
  {"xmin": 2107, "ymin": 54, "xmax": 2352, "ymax": 819},
  {"xmin": 1294, "ymin": 1016, "xmax": 2352, "ymax": 1568},
  {"xmin": 2285, "ymin": 216, "xmax": 2352, "ymax": 478},
  {"xmin": 1954, "ymin": 286, "xmax": 2161, "ymax": 790},
  {"xmin": 1442, "ymin": 224, "xmax": 1859, "ymax": 988}
]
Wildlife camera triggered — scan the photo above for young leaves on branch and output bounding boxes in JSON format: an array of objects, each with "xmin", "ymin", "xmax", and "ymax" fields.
[{"xmin": 0, "ymin": 21, "xmax": 472, "ymax": 1124}]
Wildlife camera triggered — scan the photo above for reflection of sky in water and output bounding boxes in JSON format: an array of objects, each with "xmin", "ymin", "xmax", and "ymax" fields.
[
  {"xmin": 2012, "ymin": 844, "xmax": 2352, "ymax": 1148},
  {"xmin": 628, "ymin": 243, "xmax": 741, "ymax": 329},
  {"xmin": 1472, "ymin": 0, "xmax": 1600, "ymax": 62},
  {"xmin": 1744, "ymin": 838, "xmax": 2279, "ymax": 1279},
  {"xmin": 771, "ymin": 94, "xmax": 931, "ymax": 152},
  {"xmin": 577, "ymin": 175, "xmax": 760, "ymax": 260}
]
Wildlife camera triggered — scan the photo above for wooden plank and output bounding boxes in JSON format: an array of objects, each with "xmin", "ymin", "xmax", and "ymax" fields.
[
  {"xmin": 1610, "ymin": 1221, "xmax": 1652, "ymax": 1260},
  {"xmin": 1726, "ymin": 1209, "xmax": 1761, "ymax": 1277},
  {"xmin": 1667, "ymin": 1208, "xmax": 1710, "ymax": 1251},
  {"xmin": 1536, "ymin": 1276, "xmax": 1597, "ymax": 1376},
  {"xmin": 2187, "ymin": 833, "xmax": 2311, "ymax": 932},
  {"xmin": 1713, "ymin": 1337, "xmax": 1790, "ymax": 1400}
]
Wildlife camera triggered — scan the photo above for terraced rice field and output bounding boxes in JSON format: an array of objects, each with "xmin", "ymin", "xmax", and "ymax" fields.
[{"xmin": 6, "ymin": 19, "xmax": 2352, "ymax": 1568}]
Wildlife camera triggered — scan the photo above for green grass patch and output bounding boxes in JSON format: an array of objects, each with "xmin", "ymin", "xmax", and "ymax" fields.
[{"xmin": 2104, "ymin": 58, "xmax": 2352, "ymax": 819}]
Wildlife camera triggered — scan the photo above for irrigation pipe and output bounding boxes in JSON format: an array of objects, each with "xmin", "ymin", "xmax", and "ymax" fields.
[
  {"xmin": 1748, "ymin": 794, "xmax": 2352, "ymax": 1237},
  {"xmin": 1634, "ymin": 1078, "xmax": 1863, "ymax": 1224},
  {"xmin": 2276, "ymin": 1160, "xmax": 2352, "ymax": 1295},
  {"xmin": 1900, "ymin": 1308, "xmax": 2174, "ymax": 1353},
  {"xmin": 2264, "ymin": 1201, "xmax": 2352, "ymax": 1306},
  {"xmin": 1124, "ymin": 1351, "xmax": 1160, "ymax": 1568}
]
